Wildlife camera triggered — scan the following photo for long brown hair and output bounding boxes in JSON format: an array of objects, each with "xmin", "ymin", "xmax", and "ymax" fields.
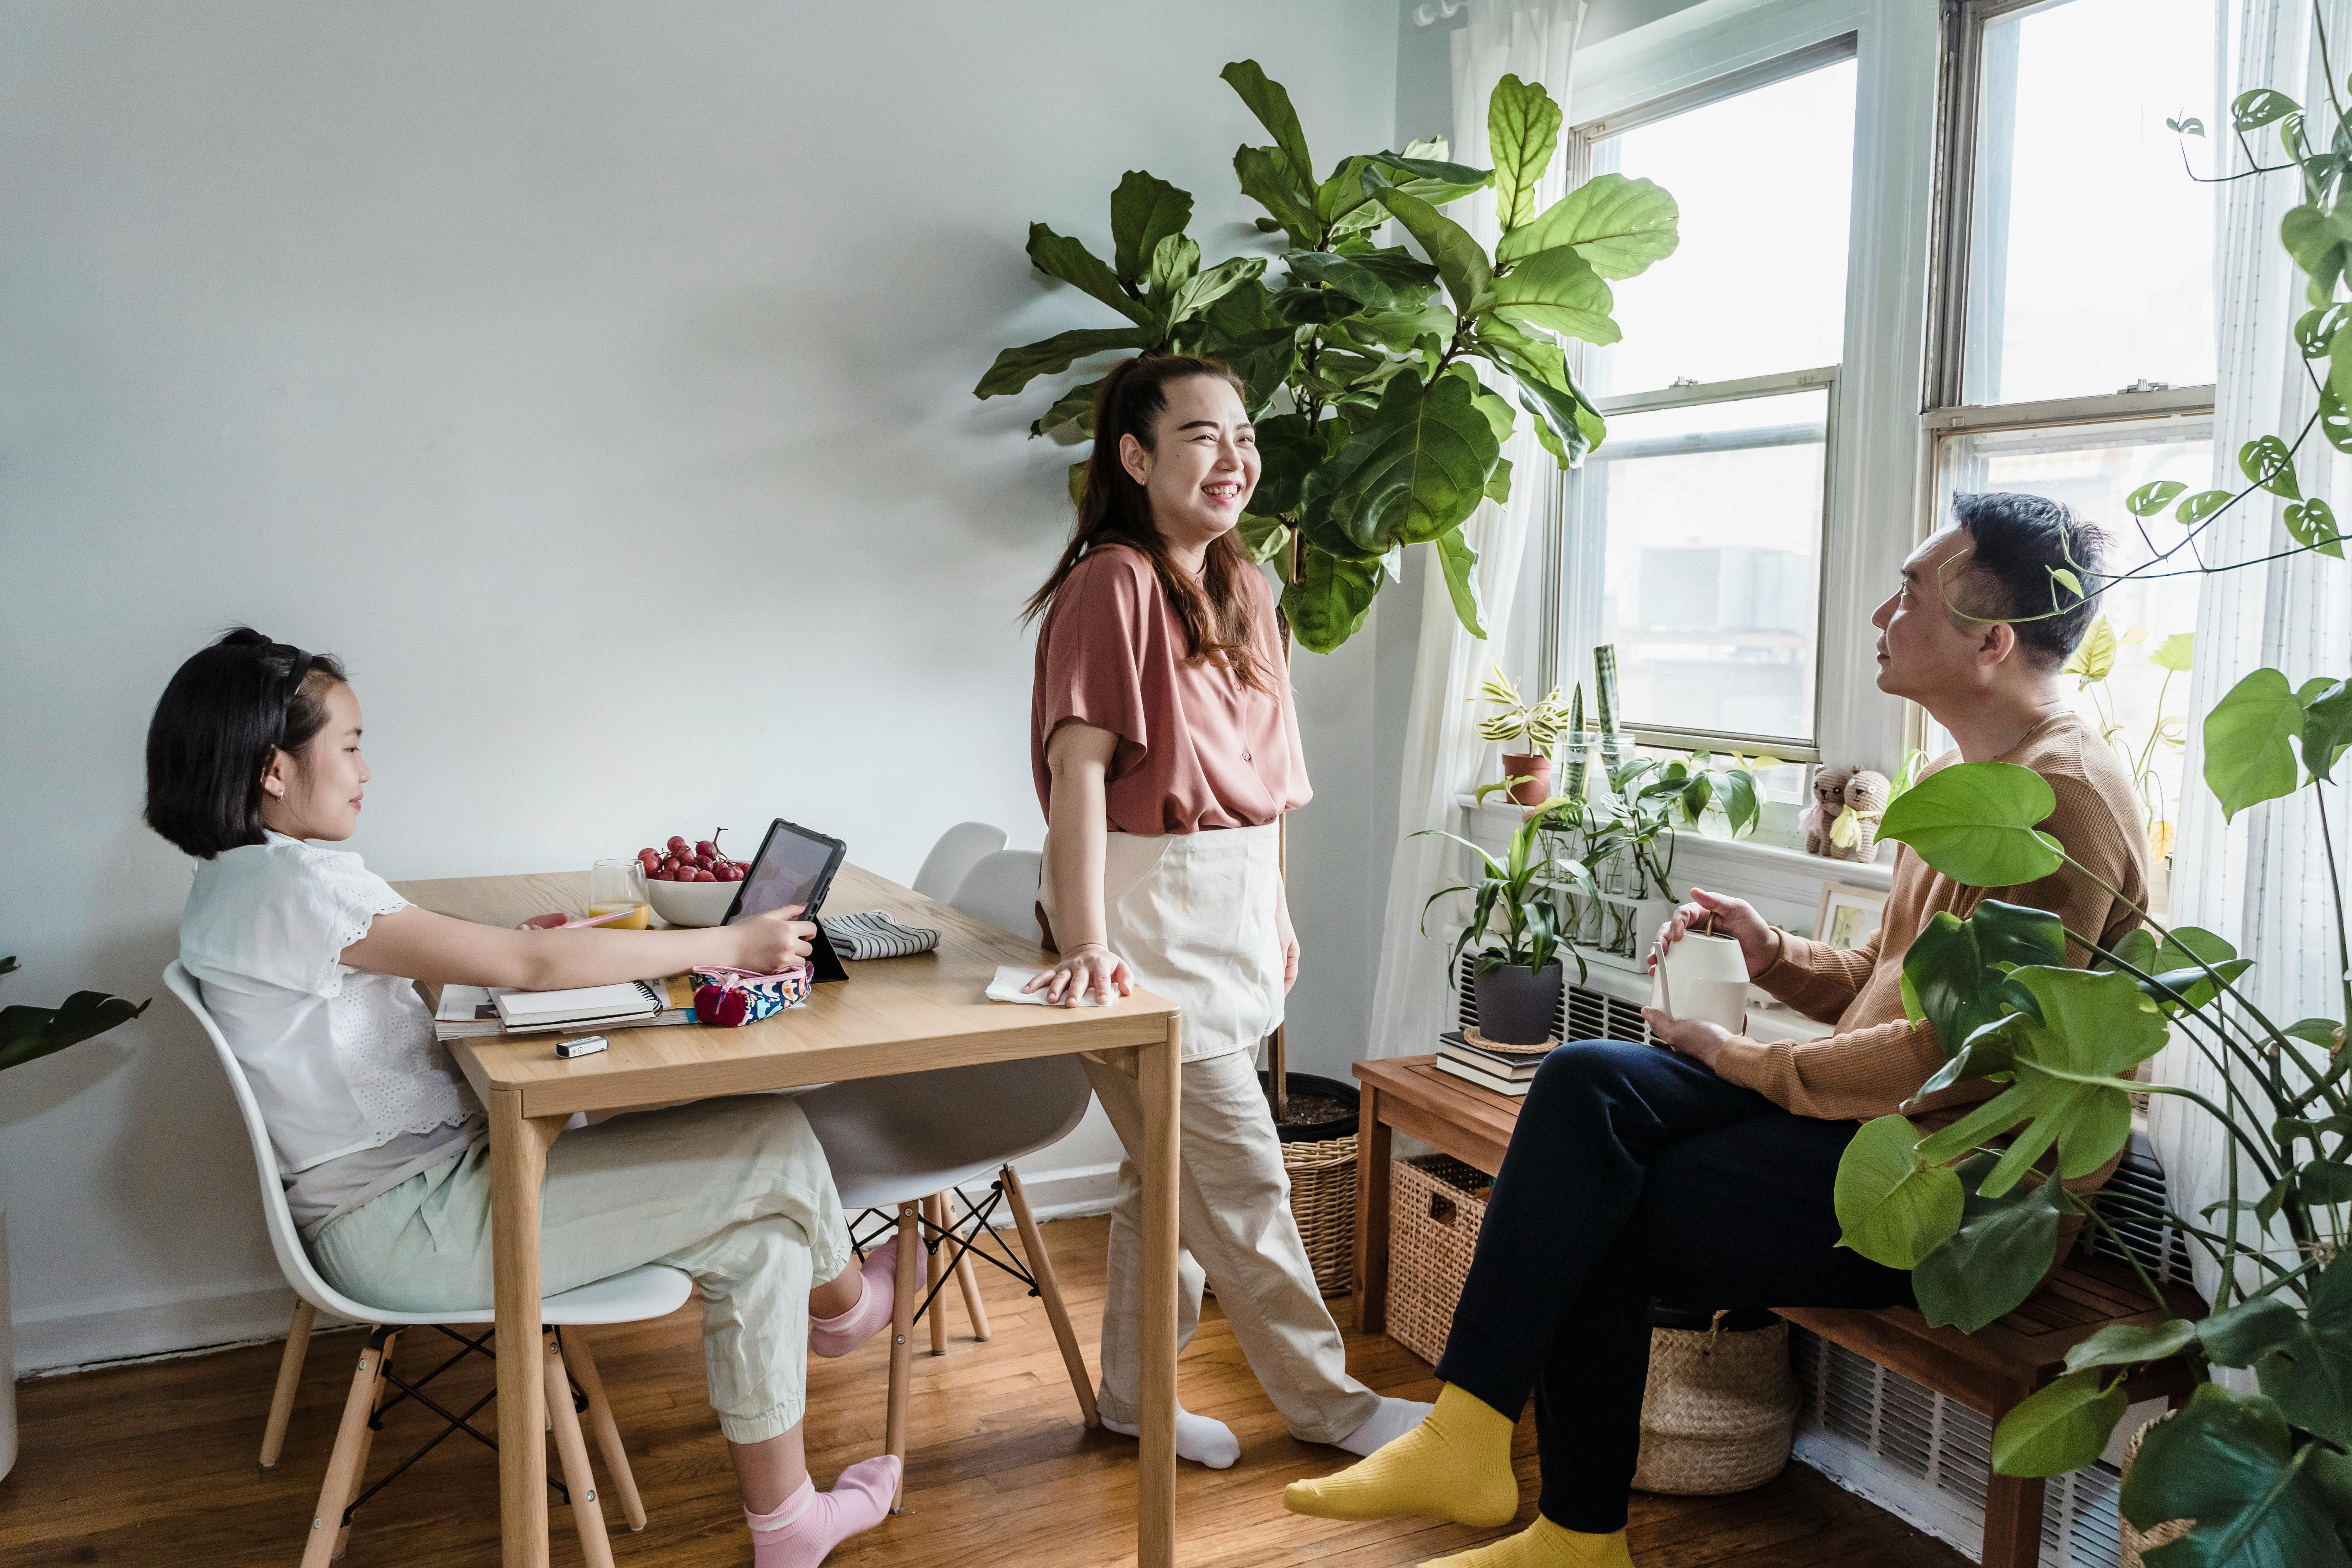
[{"xmin": 1022, "ymin": 354, "xmax": 1269, "ymax": 692}]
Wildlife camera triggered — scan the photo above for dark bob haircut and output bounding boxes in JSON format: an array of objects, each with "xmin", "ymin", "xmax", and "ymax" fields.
[
  {"xmin": 1950, "ymin": 491, "xmax": 2111, "ymax": 669},
  {"xmin": 145, "ymin": 628, "xmax": 349, "ymax": 858}
]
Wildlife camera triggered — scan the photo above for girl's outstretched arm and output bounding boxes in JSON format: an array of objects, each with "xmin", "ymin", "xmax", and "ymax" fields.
[{"xmin": 343, "ymin": 903, "xmax": 813, "ymax": 990}]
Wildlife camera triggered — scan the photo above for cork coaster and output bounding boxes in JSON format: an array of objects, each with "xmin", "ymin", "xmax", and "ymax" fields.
[{"xmin": 1463, "ymin": 1025, "xmax": 1559, "ymax": 1056}]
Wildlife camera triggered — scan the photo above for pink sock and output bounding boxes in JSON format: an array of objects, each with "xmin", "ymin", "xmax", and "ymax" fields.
[
  {"xmin": 809, "ymin": 1237, "xmax": 898, "ymax": 1358},
  {"xmin": 746, "ymin": 1455, "xmax": 901, "ymax": 1566}
]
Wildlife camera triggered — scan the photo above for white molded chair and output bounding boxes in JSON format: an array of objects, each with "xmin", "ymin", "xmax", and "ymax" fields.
[
  {"xmin": 167, "ymin": 962, "xmax": 690, "ymax": 1568},
  {"xmin": 791, "ymin": 842, "xmax": 1099, "ymax": 1506},
  {"xmin": 909, "ymin": 820, "xmax": 1007, "ymax": 904}
]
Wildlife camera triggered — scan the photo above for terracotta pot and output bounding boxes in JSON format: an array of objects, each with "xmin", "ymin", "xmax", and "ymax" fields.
[{"xmin": 1501, "ymin": 753, "xmax": 1553, "ymax": 807}]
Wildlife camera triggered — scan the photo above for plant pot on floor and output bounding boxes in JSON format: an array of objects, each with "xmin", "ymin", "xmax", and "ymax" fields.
[
  {"xmin": 1500, "ymin": 753, "xmax": 1553, "ymax": 807},
  {"xmin": 1253, "ymin": 1072, "xmax": 1361, "ymax": 1297},
  {"xmin": 1472, "ymin": 960, "xmax": 1564, "ymax": 1045}
]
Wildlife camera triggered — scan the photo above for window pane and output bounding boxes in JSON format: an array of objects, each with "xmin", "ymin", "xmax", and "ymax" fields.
[
  {"xmin": 1585, "ymin": 58, "xmax": 1856, "ymax": 397},
  {"xmin": 1934, "ymin": 417, "xmax": 2209, "ymax": 873},
  {"xmin": 1573, "ymin": 388, "xmax": 1828, "ymax": 743},
  {"xmin": 1962, "ymin": 0, "xmax": 2219, "ymax": 405}
]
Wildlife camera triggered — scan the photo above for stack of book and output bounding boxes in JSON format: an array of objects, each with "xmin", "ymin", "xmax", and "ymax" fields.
[
  {"xmin": 430, "ymin": 976, "xmax": 699, "ymax": 1040},
  {"xmin": 1434, "ymin": 1030, "xmax": 1552, "ymax": 1096}
]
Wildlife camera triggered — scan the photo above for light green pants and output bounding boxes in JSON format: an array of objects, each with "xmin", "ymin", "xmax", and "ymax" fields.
[{"xmin": 314, "ymin": 1095, "xmax": 854, "ymax": 1444}]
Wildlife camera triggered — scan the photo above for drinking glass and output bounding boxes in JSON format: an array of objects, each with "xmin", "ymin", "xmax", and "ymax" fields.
[{"xmin": 588, "ymin": 858, "xmax": 652, "ymax": 930}]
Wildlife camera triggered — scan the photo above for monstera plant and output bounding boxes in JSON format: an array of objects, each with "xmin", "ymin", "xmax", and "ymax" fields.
[{"xmin": 975, "ymin": 60, "xmax": 1679, "ymax": 653}]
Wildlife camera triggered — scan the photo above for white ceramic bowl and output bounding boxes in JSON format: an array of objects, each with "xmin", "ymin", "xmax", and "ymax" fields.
[{"xmin": 644, "ymin": 876, "xmax": 742, "ymax": 928}]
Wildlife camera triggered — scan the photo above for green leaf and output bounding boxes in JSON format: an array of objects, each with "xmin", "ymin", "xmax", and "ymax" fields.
[
  {"xmin": 1192, "ymin": 280, "xmax": 1297, "ymax": 414},
  {"xmin": 1282, "ymin": 548, "xmax": 1382, "ymax": 653},
  {"xmin": 1310, "ymin": 369, "xmax": 1502, "ymax": 554},
  {"xmin": 1490, "ymin": 246, "xmax": 1620, "ymax": 344},
  {"xmin": 1246, "ymin": 411, "xmax": 1324, "ymax": 519},
  {"xmin": 2128, "ymin": 479, "xmax": 2190, "ymax": 517},
  {"xmin": 2301, "ymin": 678, "xmax": 2352, "ymax": 781},
  {"xmin": 1912, "ymin": 1169, "xmax": 2071, "ymax": 1333},
  {"xmin": 1169, "ymin": 254, "xmax": 1267, "ymax": 327},
  {"xmin": 2241, "ymin": 434, "xmax": 2303, "ymax": 500},
  {"xmin": 1484, "ymin": 455, "xmax": 1513, "ymax": 504},
  {"xmin": 1144, "ymin": 232, "xmax": 1201, "ymax": 319},
  {"xmin": 1436, "ymin": 526, "xmax": 1486, "ymax": 639},
  {"xmin": 1495, "ymin": 173, "xmax": 1681, "ymax": 278},
  {"xmin": 2063, "ymin": 615, "xmax": 2118, "ymax": 682},
  {"xmin": 1384, "ymin": 188, "xmax": 1495, "ymax": 317},
  {"xmin": 1364, "ymin": 150, "xmax": 1493, "ymax": 208},
  {"xmin": 2132, "ymin": 925, "xmax": 2244, "ymax": 1012},
  {"xmin": 2283, "ymin": 203, "xmax": 2343, "ymax": 294},
  {"xmin": 2324, "ymin": 385, "xmax": 2352, "ymax": 453},
  {"xmin": 2065, "ymin": 1318, "xmax": 2200, "ymax": 1374},
  {"xmin": 1109, "ymin": 171, "xmax": 1194, "ymax": 285},
  {"xmin": 1991, "ymin": 1370, "xmax": 2126, "ymax": 1478},
  {"xmin": 2285, "ymin": 496, "xmax": 2347, "ymax": 559},
  {"xmin": 1876, "ymin": 761, "xmax": 2063, "ymax": 887},
  {"xmin": 0, "ymin": 972, "xmax": 149, "ymax": 1076},
  {"xmin": 1236, "ymin": 514, "xmax": 1290, "ymax": 565},
  {"xmin": 2150, "ymin": 632, "xmax": 2195, "ymax": 672},
  {"xmin": 2175, "ymin": 488, "xmax": 2236, "ymax": 526},
  {"xmin": 2298, "ymin": 302, "xmax": 2349, "ymax": 358},
  {"xmin": 1283, "ymin": 247, "xmax": 1440, "ymax": 310},
  {"xmin": 1234, "ymin": 145, "xmax": 1319, "ymax": 247},
  {"xmin": 1025, "ymin": 223, "xmax": 1149, "ymax": 325},
  {"xmin": 1832, "ymin": 1114, "xmax": 1964, "ymax": 1269},
  {"xmin": 974, "ymin": 328, "xmax": 1151, "ymax": 399},
  {"xmin": 1487, "ymin": 73, "xmax": 1563, "ymax": 233},
  {"xmin": 1470, "ymin": 317, "xmax": 1603, "ymax": 466},
  {"xmin": 2204, "ymin": 668, "xmax": 2306, "ymax": 821},
  {"xmin": 1028, "ymin": 377, "xmax": 1102, "ymax": 438},
  {"xmin": 1220, "ymin": 61, "xmax": 1315, "ymax": 196},
  {"xmin": 2125, "ymin": 1383, "xmax": 2352, "ymax": 1568},
  {"xmin": 1902, "ymin": 900, "xmax": 2065, "ymax": 1079},
  {"xmin": 2234, "ymin": 87, "xmax": 2302, "ymax": 130}
]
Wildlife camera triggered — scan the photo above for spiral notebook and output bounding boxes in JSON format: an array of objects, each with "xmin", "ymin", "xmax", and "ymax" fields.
[{"xmin": 492, "ymin": 979, "xmax": 666, "ymax": 1033}]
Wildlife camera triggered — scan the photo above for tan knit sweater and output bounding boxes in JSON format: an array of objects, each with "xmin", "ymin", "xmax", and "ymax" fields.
[{"xmin": 1712, "ymin": 710, "xmax": 2149, "ymax": 1127}]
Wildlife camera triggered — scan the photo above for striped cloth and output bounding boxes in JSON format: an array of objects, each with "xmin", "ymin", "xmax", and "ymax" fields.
[{"xmin": 817, "ymin": 909, "xmax": 940, "ymax": 961}]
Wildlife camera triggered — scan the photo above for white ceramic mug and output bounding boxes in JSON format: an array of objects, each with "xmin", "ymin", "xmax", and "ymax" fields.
[{"xmin": 1651, "ymin": 930, "xmax": 1750, "ymax": 1033}]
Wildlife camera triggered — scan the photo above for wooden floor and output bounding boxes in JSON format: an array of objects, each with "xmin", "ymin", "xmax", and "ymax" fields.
[{"xmin": 0, "ymin": 1215, "xmax": 1967, "ymax": 1567}]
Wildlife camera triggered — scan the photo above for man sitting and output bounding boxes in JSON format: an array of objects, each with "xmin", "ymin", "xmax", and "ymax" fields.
[{"xmin": 1282, "ymin": 492, "xmax": 2150, "ymax": 1568}]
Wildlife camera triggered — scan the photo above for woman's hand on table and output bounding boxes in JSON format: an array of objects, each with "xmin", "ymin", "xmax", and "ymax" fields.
[
  {"xmin": 1025, "ymin": 942, "xmax": 1133, "ymax": 1008},
  {"xmin": 730, "ymin": 905, "xmax": 816, "ymax": 971},
  {"xmin": 1641, "ymin": 1008, "xmax": 1735, "ymax": 1069},
  {"xmin": 1648, "ymin": 887, "xmax": 1779, "ymax": 980}
]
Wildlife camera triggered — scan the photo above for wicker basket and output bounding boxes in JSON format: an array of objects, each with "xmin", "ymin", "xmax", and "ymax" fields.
[
  {"xmin": 1284, "ymin": 1134, "xmax": 1358, "ymax": 1298},
  {"xmin": 1387, "ymin": 1155, "xmax": 1492, "ymax": 1365},
  {"xmin": 1630, "ymin": 1315, "xmax": 1799, "ymax": 1495},
  {"xmin": 2120, "ymin": 1418, "xmax": 2192, "ymax": 1567}
]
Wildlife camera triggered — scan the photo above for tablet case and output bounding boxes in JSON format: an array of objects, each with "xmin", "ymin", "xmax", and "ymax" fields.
[{"xmin": 808, "ymin": 922, "xmax": 848, "ymax": 984}]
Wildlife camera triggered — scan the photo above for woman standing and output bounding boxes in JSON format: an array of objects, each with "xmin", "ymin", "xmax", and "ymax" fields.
[{"xmin": 1022, "ymin": 354, "xmax": 1426, "ymax": 1468}]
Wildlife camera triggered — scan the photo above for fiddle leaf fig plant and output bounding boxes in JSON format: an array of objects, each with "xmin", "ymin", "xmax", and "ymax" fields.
[
  {"xmin": 0, "ymin": 955, "xmax": 148, "ymax": 1074},
  {"xmin": 975, "ymin": 60, "xmax": 1680, "ymax": 654}
]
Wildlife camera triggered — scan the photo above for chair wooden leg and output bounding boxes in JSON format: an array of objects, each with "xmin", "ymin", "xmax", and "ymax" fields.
[
  {"xmin": 925, "ymin": 1194, "xmax": 950, "ymax": 1357},
  {"xmin": 1982, "ymin": 1470, "xmax": 2046, "ymax": 1568},
  {"xmin": 561, "ymin": 1330, "xmax": 646, "ymax": 1532},
  {"xmin": 330, "ymin": 1329, "xmax": 399, "ymax": 1560},
  {"xmin": 546, "ymin": 1334, "xmax": 617, "ymax": 1568},
  {"xmin": 300, "ymin": 1328, "xmax": 394, "ymax": 1568},
  {"xmin": 1003, "ymin": 1164, "xmax": 1096, "ymax": 1427},
  {"xmin": 261, "ymin": 1298, "xmax": 318, "ymax": 1468},
  {"xmin": 886, "ymin": 1201, "xmax": 921, "ymax": 1514},
  {"xmin": 946, "ymin": 1189, "xmax": 991, "ymax": 1343}
]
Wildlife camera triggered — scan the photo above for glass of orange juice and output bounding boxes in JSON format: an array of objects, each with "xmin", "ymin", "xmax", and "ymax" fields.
[{"xmin": 588, "ymin": 858, "xmax": 652, "ymax": 929}]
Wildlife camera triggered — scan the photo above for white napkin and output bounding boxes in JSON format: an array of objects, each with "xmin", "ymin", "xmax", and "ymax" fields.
[{"xmin": 986, "ymin": 964, "xmax": 1106, "ymax": 1006}]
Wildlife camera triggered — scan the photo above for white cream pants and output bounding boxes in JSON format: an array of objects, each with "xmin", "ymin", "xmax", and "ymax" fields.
[
  {"xmin": 314, "ymin": 1095, "xmax": 853, "ymax": 1445},
  {"xmin": 1053, "ymin": 822, "xmax": 1381, "ymax": 1444}
]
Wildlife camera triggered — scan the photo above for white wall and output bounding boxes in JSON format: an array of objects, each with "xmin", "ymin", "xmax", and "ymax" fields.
[{"xmin": 0, "ymin": 0, "xmax": 1401, "ymax": 1370}]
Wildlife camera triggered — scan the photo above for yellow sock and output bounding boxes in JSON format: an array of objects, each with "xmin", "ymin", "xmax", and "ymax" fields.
[
  {"xmin": 1421, "ymin": 1517, "xmax": 1634, "ymax": 1568},
  {"xmin": 1283, "ymin": 1383, "xmax": 1519, "ymax": 1528}
]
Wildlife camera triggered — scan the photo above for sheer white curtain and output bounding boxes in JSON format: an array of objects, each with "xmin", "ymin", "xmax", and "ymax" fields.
[
  {"xmin": 1365, "ymin": 0, "xmax": 1587, "ymax": 1060},
  {"xmin": 2153, "ymin": 0, "xmax": 2352, "ymax": 1303}
]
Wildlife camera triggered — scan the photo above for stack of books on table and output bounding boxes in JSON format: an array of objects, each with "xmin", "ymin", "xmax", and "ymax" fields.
[
  {"xmin": 429, "ymin": 976, "xmax": 698, "ymax": 1040},
  {"xmin": 1434, "ymin": 1030, "xmax": 1553, "ymax": 1097}
]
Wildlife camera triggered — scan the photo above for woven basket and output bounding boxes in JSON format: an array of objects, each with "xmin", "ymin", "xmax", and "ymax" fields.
[
  {"xmin": 1387, "ymin": 1155, "xmax": 1492, "ymax": 1365},
  {"xmin": 1284, "ymin": 1134, "xmax": 1358, "ymax": 1298},
  {"xmin": 2120, "ymin": 1418, "xmax": 2192, "ymax": 1567},
  {"xmin": 1631, "ymin": 1316, "xmax": 1799, "ymax": 1495}
]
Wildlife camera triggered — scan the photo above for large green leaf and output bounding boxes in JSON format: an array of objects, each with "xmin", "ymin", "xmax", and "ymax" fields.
[
  {"xmin": 1025, "ymin": 224, "xmax": 1149, "ymax": 324},
  {"xmin": 1169, "ymin": 254, "xmax": 1266, "ymax": 327},
  {"xmin": 1314, "ymin": 369, "xmax": 1502, "ymax": 552},
  {"xmin": 1916, "ymin": 966, "xmax": 2165, "ymax": 1195},
  {"xmin": 1246, "ymin": 411, "xmax": 1325, "ymax": 519},
  {"xmin": 1495, "ymin": 172, "xmax": 1681, "ymax": 278},
  {"xmin": 1282, "ymin": 548, "xmax": 1382, "ymax": 653},
  {"xmin": 2301, "ymin": 677, "xmax": 2352, "ymax": 781},
  {"xmin": 1436, "ymin": 526, "xmax": 1486, "ymax": 639},
  {"xmin": 1109, "ymin": 171, "xmax": 1194, "ymax": 285},
  {"xmin": 1144, "ymin": 232, "xmax": 1201, "ymax": 319},
  {"xmin": 1904, "ymin": 900, "xmax": 2064, "ymax": 1090},
  {"xmin": 2065, "ymin": 1317, "xmax": 2201, "ymax": 1374},
  {"xmin": 1365, "ymin": 149, "xmax": 1493, "ymax": 208},
  {"xmin": 1833, "ymin": 1114, "xmax": 1964, "ymax": 1269},
  {"xmin": 1992, "ymin": 1370, "xmax": 2127, "ymax": 1477},
  {"xmin": 1028, "ymin": 377, "xmax": 1102, "ymax": 437},
  {"xmin": 1487, "ymin": 73, "xmax": 1563, "ymax": 233},
  {"xmin": 1470, "ymin": 318, "xmax": 1602, "ymax": 465},
  {"xmin": 974, "ymin": 327, "xmax": 1152, "ymax": 399},
  {"xmin": 1912, "ymin": 1168, "xmax": 2070, "ymax": 1333},
  {"xmin": 2205, "ymin": 668, "xmax": 2306, "ymax": 821},
  {"xmin": 0, "ymin": 957, "xmax": 149, "ymax": 1075},
  {"xmin": 2198, "ymin": 1249, "xmax": 2352, "ymax": 1448},
  {"xmin": 1220, "ymin": 61, "xmax": 1316, "ymax": 196},
  {"xmin": 1876, "ymin": 761, "xmax": 2064, "ymax": 887},
  {"xmin": 2241, "ymin": 434, "xmax": 2303, "ymax": 500},
  {"xmin": 1315, "ymin": 154, "xmax": 1391, "ymax": 232},
  {"xmin": 1284, "ymin": 247, "xmax": 1440, "ymax": 311},
  {"xmin": 1490, "ymin": 246, "xmax": 1620, "ymax": 344},
  {"xmin": 2285, "ymin": 496, "xmax": 2347, "ymax": 559},
  {"xmin": 1234, "ymin": 145, "xmax": 1319, "ymax": 247},
  {"xmin": 2125, "ymin": 1384, "xmax": 2352, "ymax": 1568},
  {"xmin": 1191, "ymin": 280, "xmax": 1297, "ymax": 414},
  {"xmin": 1383, "ymin": 188, "xmax": 1495, "ymax": 317}
]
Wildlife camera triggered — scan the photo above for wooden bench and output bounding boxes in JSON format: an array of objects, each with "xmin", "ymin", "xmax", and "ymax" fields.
[{"xmin": 1351, "ymin": 1054, "xmax": 2205, "ymax": 1568}]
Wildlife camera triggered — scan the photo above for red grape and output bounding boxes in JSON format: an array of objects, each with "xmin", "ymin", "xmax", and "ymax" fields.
[
  {"xmin": 719, "ymin": 864, "xmax": 745, "ymax": 881},
  {"xmin": 694, "ymin": 867, "xmax": 717, "ymax": 883},
  {"xmin": 667, "ymin": 835, "xmax": 689, "ymax": 853},
  {"xmin": 694, "ymin": 840, "xmax": 717, "ymax": 861},
  {"xmin": 650, "ymin": 867, "xmax": 675, "ymax": 881}
]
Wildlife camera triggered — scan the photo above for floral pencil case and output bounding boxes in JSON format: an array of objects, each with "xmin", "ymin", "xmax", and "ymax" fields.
[{"xmin": 690, "ymin": 962, "xmax": 812, "ymax": 1027}]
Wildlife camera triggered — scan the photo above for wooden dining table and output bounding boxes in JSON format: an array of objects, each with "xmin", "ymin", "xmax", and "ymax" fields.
[{"xmin": 394, "ymin": 863, "xmax": 1184, "ymax": 1568}]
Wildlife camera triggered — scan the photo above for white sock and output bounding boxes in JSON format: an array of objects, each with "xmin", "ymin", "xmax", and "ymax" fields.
[
  {"xmin": 1332, "ymin": 1395, "xmax": 1434, "ymax": 1457},
  {"xmin": 1100, "ymin": 1405, "xmax": 1242, "ymax": 1470}
]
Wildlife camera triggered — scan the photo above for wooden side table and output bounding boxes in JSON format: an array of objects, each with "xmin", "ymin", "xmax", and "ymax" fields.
[{"xmin": 1349, "ymin": 1054, "xmax": 1519, "ymax": 1334}]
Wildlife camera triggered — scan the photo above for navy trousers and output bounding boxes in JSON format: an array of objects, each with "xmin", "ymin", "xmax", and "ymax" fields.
[{"xmin": 1430, "ymin": 1039, "xmax": 1914, "ymax": 1532}]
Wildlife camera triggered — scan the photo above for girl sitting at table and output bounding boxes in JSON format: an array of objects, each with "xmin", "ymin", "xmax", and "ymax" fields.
[{"xmin": 147, "ymin": 627, "xmax": 899, "ymax": 1567}]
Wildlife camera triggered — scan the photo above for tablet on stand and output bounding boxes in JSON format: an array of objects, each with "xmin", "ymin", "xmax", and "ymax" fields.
[{"xmin": 723, "ymin": 817, "xmax": 851, "ymax": 984}]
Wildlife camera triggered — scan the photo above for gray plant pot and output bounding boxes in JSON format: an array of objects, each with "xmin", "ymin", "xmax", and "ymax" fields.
[{"xmin": 1472, "ymin": 960, "xmax": 1564, "ymax": 1045}]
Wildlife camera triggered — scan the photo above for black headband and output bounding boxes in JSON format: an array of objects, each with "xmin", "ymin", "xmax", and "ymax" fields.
[{"xmin": 279, "ymin": 646, "xmax": 314, "ymax": 704}]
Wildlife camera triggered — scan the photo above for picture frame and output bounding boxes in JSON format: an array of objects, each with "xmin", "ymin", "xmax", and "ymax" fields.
[{"xmin": 1814, "ymin": 882, "xmax": 1888, "ymax": 951}]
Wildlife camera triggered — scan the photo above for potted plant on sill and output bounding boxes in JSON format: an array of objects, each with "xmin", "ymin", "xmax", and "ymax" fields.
[
  {"xmin": 1474, "ymin": 664, "xmax": 1572, "ymax": 807},
  {"xmin": 1420, "ymin": 809, "xmax": 1594, "ymax": 1045},
  {"xmin": 0, "ymin": 956, "xmax": 148, "ymax": 1480}
]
